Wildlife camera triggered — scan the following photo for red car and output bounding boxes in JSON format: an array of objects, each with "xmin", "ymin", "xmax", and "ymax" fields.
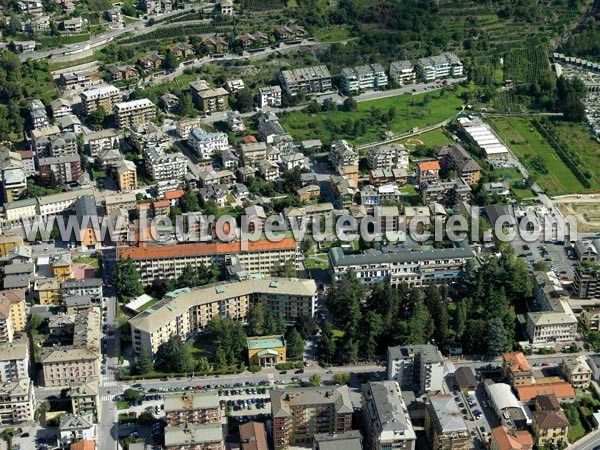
[
  {"xmin": 195, "ymin": 385, "xmax": 203, "ymax": 390},
  {"xmin": 295, "ymin": 369, "xmax": 304, "ymax": 374}
]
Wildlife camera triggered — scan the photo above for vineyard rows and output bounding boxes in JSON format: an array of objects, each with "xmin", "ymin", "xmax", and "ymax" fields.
[
  {"xmin": 504, "ymin": 46, "xmax": 551, "ymax": 84},
  {"xmin": 119, "ymin": 24, "xmax": 234, "ymax": 44}
]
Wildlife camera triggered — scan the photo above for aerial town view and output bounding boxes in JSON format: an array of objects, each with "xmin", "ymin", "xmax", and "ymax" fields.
[{"xmin": 5, "ymin": 0, "xmax": 600, "ymax": 449}]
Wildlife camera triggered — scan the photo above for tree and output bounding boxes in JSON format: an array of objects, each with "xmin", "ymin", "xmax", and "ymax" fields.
[
  {"xmin": 360, "ymin": 311, "xmax": 383, "ymax": 359},
  {"xmin": 123, "ymin": 388, "xmax": 143, "ymax": 403},
  {"xmin": 454, "ymin": 301, "xmax": 467, "ymax": 339},
  {"xmin": 343, "ymin": 97, "xmax": 357, "ymax": 111},
  {"xmin": 178, "ymin": 93, "xmax": 195, "ymax": 117},
  {"xmin": 86, "ymin": 106, "xmax": 106, "ymax": 130},
  {"xmin": 295, "ymin": 316, "xmax": 318, "ymax": 339},
  {"xmin": 309, "ymin": 373, "xmax": 322, "ymax": 386},
  {"xmin": 407, "ymin": 301, "xmax": 432, "ymax": 345},
  {"xmin": 165, "ymin": 51, "xmax": 179, "ymax": 71},
  {"xmin": 286, "ymin": 328, "xmax": 305, "ymax": 360},
  {"xmin": 486, "ymin": 317, "xmax": 510, "ymax": 356},
  {"xmin": 134, "ymin": 348, "xmax": 154, "ymax": 375},
  {"xmin": 155, "ymin": 336, "xmax": 195, "ymax": 373},
  {"xmin": 30, "ymin": 314, "xmax": 43, "ymax": 331},
  {"xmin": 137, "ymin": 411, "xmax": 154, "ymax": 425},
  {"xmin": 332, "ymin": 373, "xmax": 351, "ymax": 385},
  {"xmin": 113, "ymin": 257, "xmax": 144, "ymax": 301},
  {"xmin": 177, "ymin": 264, "xmax": 199, "ymax": 289},
  {"xmin": 247, "ymin": 303, "xmax": 265, "ymax": 336},
  {"xmin": 316, "ymin": 325, "xmax": 336, "ymax": 364},
  {"xmin": 234, "ymin": 89, "xmax": 254, "ymax": 113}
]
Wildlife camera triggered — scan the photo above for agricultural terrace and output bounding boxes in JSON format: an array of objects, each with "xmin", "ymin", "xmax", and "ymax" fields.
[{"xmin": 279, "ymin": 86, "xmax": 466, "ymax": 147}]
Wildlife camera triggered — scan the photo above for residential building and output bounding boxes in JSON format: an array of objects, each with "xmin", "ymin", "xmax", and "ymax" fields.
[
  {"xmin": 168, "ymin": 43, "xmax": 195, "ymax": 59},
  {"xmin": 69, "ymin": 381, "xmax": 99, "ymax": 420},
  {"xmin": 50, "ymin": 98, "xmax": 72, "ymax": 118},
  {"xmin": 490, "ymin": 427, "xmax": 533, "ymax": 450},
  {"xmin": 201, "ymin": 37, "xmax": 229, "ymax": 53},
  {"xmin": 453, "ymin": 367, "xmax": 477, "ymax": 393},
  {"xmin": 36, "ymin": 187, "xmax": 94, "ymax": 219},
  {"xmin": 416, "ymin": 52, "xmax": 463, "ymax": 81},
  {"xmin": 12, "ymin": 41, "xmax": 37, "ymax": 53},
  {"xmin": 61, "ymin": 278, "xmax": 103, "ymax": 300},
  {"xmin": 561, "ymin": 355, "xmax": 592, "ymax": 389},
  {"xmin": 80, "ymin": 86, "xmax": 121, "ymax": 115},
  {"xmin": 199, "ymin": 170, "xmax": 235, "ymax": 187},
  {"xmin": 271, "ymin": 385, "xmax": 353, "ymax": 449},
  {"xmin": 176, "ymin": 118, "xmax": 202, "ymax": 139},
  {"xmin": 531, "ymin": 395, "xmax": 569, "ymax": 448},
  {"xmin": 164, "ymin": 392, "xmax": 220, "ymax": 426},
  {"xmin": 144, "ymin": 146, "xmax": 187, "ymax": 182},
  {"xmin": 360, "ymin": 184, "xmax": 402, "ymax": 213},
  {"xmin": 37, "ymin": 154, "xmax": 82, "ymax": 184},
  {"xmin": 313, "ymin": 431, "xmax": 362, "ymax": 450},
  {"xmin": 114, "ymin": 99, "xmax": 156, "ymax": 129},
  {"xmin": 581, "ymin": 308, "xmax": 600, "ymax": 331},
  {"xmin": 369, "ymin": 168, "xmax": 408, "ymax": 187},
  {"xmin": 87, "ymin": 129, "xmax": 119, "ymax": 158},
  {"xmin": 387, "ymin": 345, "xmax": 444, "ymax": 394},
  {"xmin": 227, "ymin": 111, "xmax": 245, "ymax": 132},
  {"xmin": 164, "ymin": 423, "xmax": 224, "ymax": 450},
  {"xmin": 257, "ymin": 85, "xmax": 282, "ymax": 108},
  {"xmin": 280, "ymin": 65, "xmax": 332, "ymax": 95},
  {"xmin": 0, "ymin": 301, "xmax": 14, "ymax": 344},
  {"xmin": 3, "ymin": 198, "xmax": 38, "ymax": 225},
  {"xmin": 129, "ymin": 277, "xmax": 316, "ymax": 355},
  {"xmin": 188, "ymin": 127, "xmax": 229, "ymax": 160},
  {"xmin": 367, "ymin": 143, "xmax": 408, "ymax": 170},
  {"xmin": 29, "ymin": 99, "xmax": 49, "ymax": 130},
  {"xmin": 0, "ymin": 232, "xmax": 23, "ymax": 258},
  {"xmin": 59, "ymin": 71, "xmax": 93, "ymax": 91},
  {"xmin": 0, "ymin": 150, "xmax": 26, "ymax": 203},
  {"xmin": 258, "ymin": 160, "xmax": 279, "ymax": 181},
  {"xmin": 330, "ymin": 140, "xmax": 358, "ymax": 168},
  {"xmin": 416, "ymin": 160, "xmax": 440, "ymax": 184},
  {"xmin": 57, "ymin": 115, "xmax": 82, "ymax": 134},
  {"xmin": 502, "ymin": 352, "xmax": 533, "ymax": 387},
  {"xmin": 340, "ymin": 64, "xmax": 388, "ymax": 93},
  {"xmin": 104, "ymin": 9, "xmax": 121, "ymax": 21},
  {"xmin": 0, "ymin": 342, "xmax": 29, "ymax": 382},
  {"xmin": 274, "ymin": 24, "xmax": 306, "ymax": 40},
  {"xmin": 420, "ymin": 178, "xmax": 471, "ymax": 207},
  {"xmin": 105, "ymin": 192, "xmax": 136, "ymax": 215},
  {"xmin": 574, "ymin": 261, "xmax": 600, "ymax": 298},
  {"xmin": 35, "ymin": 278, "xmax": 62, "ymax": 305},
  {"xmin": 220, "ymin": 0, "xmax": 234, "ymax": 15},
  {"xmin": 116, "ymin": 159, "xmax": 138, "ymax": 191},
  {"xmin": 62, "ymin": 17, "xmax": 83, "ymax": 32},
  {"xmin": 389, "ymin": 61, "xmax": 416, "ymax": 85},
  {"xmin": 19, "ymin": 151, "xmax": 35, "ymax": 178},
  {"xmin": 247, "ymin": 335, "xmax": 286, "ymax": 367},
  {"xmin": 257, "ymin": 113, "xmax": 293, "ymax": 153},
  {"xmin": 425, "ymin": 395, "xmax": 470, "ymax": 450},
  {"xmin": 434, "ymin": 144, "xmax": 481, "ymax": 185},
  {"xmin": 240, "ymin": 421, "xmax": 268, "ymax": 450},
  {"xmin": 485, "ymin": 382, "xmax": 530, "ymax": 431},
  {"xmin": 362, "ymin": 381, "xmax": 416, "ymax": 450},
  {"xmin": 330, "ymin": 176, "xmax": 357, "ymax": 209},
  {"xmin": 137, "ymin": 53, "xmax": 165, "ymax": 71},
  {"xmin": 0, "ymin": 378, "xmax": 35, "ymax": 425},
  {"xmin": 515, "ymin": 382, "xmax": 575, "ymax": 403},
  {"xmin": 190, "ymin": 80, "xmax": 229, "ymax": 112},
  {"xmin": 329, "ymin": 242, "xmax": 474, "ymax": 288},
  {"xmin": 107, "ymin": 65, "xmax": 139, "ymax": 82},
  {"xmin": 59, "ymin": 414, "xmax": 96, "ymax": 447}
]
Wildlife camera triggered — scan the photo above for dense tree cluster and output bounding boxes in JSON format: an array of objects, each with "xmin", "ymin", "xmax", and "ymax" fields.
[
  {"xmin": 208, "ymin": 316, "xmax": 247, "ymax": 369},
  {"xmin": 247, "ymin": 303, "xmax": 286, "ymax": 337},
  {"xmin": 113, "ymin": 257, "xmax": 144, "ymax": 301}
]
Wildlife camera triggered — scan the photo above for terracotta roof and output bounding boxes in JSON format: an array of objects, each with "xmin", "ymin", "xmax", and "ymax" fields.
[
  {"xmin": 502, "ymin": 352, "xmax": 532, "ymax": 373},
  {"xmin": 516, "ymin": 382, "xmax": 575, "ymax": 401},
  {"xmin": 242, "ymin": 135, "xmax": 258, "ymax": 143},
  {"xmin": 152, "ymin": 199, "xmax": 170, "ymax": 208},
  {"xmin": 536, "ymin": 394, "xmax": 561, "ymax": 411},
  {"xmin": 71, "ymin": 440, "xmax": 95, "ymax": 450},
  {"xmin": 165, "ymin": 189, "xmax": 185, "ymax": 200},
  {"xmin": 417, "ymin": 160, "xmax": 440, "ymax": 171},
  {"xmin": 240, "ymin": 421, "xmax": 268, "ymax": 450},
  {"xmin": 533, "ymin": 409, "xmax": 570, "ymax": 429},
  {"xmin": 491, "ymin": 427, "xmax": 533, "ymax": 450},
  {"xmin": 118, "ymin": 237, "xmax": 297, "ymax": 260}
]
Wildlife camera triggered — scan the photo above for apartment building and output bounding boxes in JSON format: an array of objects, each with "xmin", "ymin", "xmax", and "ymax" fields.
[
  {"xmin": 389, "ymin": 60, "xmax": 416, "ymax": 85},
  {"xmin": 114, "ymin": 99, "xmax": 156, "ymax": 129},
  {"xmin": 0, "ymin": 233, "xmax": 23, "ymax": 258},
  {"xmin": 501, "ymin": 352, "xmax": 533, "ymax": 387},
  {"xmin": 280, "ymin": 65, "xmax": 332, "ymax": 95},
  {"xmin": 574, "ymin": 261, "xmax": 600, "ymax": 298},
  {"xmin": 340, "ymin": 64, "xmax": 388, "ymax": 94},
  {"xmin": 164, "ymin": 392, "xmax": 220, "ymax": 426},
  {"xmin": 0, "ymin": 342, "xmax": 28, "ymax": 382},
  {"xmin": 35, "ymin": 278, "xmax": 62, "ymax": 305},
  {"xmin": 360, "ymin": 184, "xmax": 402, "ymax": 213},
  {"xmin": 387, "ymin": 345, "xmax": 444, "ymax": 394},
  {"xmin": 0, "ymin": 289, "xmax": 26, "ymax": 332},
  {"xmin": 258, "ymin": 85, "xmax": 282, "ymax": 108},
  {"xmin": 190, "ymin": 80, "xmax": 229, "ymax": 113},
  {"xmin": 271, "ymin": 385, "xmax": 353, "ymax": 449},
  {"xmin": 313, "ymin": 431, "xmax": 362, "ymax": 450},
  {"xmin": 36, "ymin": 187, "xmax": 94, "ymax": 219},
  {"xmin": 61, "ymin": 278, "xmax": 103, "ymax": 300},
  {"xmin": 164, "ymin": 423, "xmax": 224, "ymax": 450},
  {"xmin": 0, "ymin": 301, "xmax": 14, "ymax": 344},
  {"xmin": 257, "ymin": 112, "xmax": 294, "ymax": 154},
  {"xmin": 116, "ymin": 159, "xmax": 138, "ymax": 191},
  {"xmin": 329, "ymin": 242, "xmax": 474, "ymax": 288},
  {"xmin": 240, "ymin": 422, "xmax": 268, "ymax": 450},
  {"xmin": 526, "ymin": 271, "xmax": 577, "ymax": 344},
  {"xmin": 367, "ymin": 143, "xmax": 408, "ymax": 170},
  {"xmin": 29, "ymin": 99, "xmax": 49, "ymax": 130},
  {"xmin": 490, "ymin": 427, "xmax": 534, "ymax": 450},
  {"xmin": 87, "ymin": 128, "xmax": 119, "ymax": 158},
  {"xmin": 105, "ymin": 192, "xmax": 136, "ymax": 215},
  {"xmin": 416, "ymin": 52, "xmax": 463, "ymax": 82},
  {"xmin": 362, "ymin": 381, "xmax": 416, "ymax": 450},
  {"xmin": 0, "ymin": 151, "xmax": 26, "ymax": 203},
  {"xmin": 37, "ymin": 153, "xmax": 82, "ymax": 184},
  {"xmin": 434, "ymin": 144, "xmax": 482, "ymax": 185},
  {"xmin": 0, "ymin": 378, "xmax": 35, "ymax": 425},
  {"xmin": 329, "ymin": 140, "xmax": 358, "ymax": 168},
  {"xmin": 561, "ymin": 355, "xmax": 592, "ymax": 389},
  {"xmin": 176, "ymin": 118, "xmax": 202, "ymax": 139},
  {"xmin": 420, "ymin": 178, "xmax": 471, "ymax": 207},
  {"xmin": 188, "ymin": 127, "xmax": 229, "ymax": 160},
  {"xmin": 531, "ymin": 395, "xmax": 569, "ymax": 448},
  {"xmin": 143, "ymin": 146, "xmax": 187, "ymax": 182},
  {"xmin": 80, "ymin": 86, "xmax": 121, "ymax": 115},
  {"xmin": 2, "ymin": 198, "xmax": 37, "ymax": 225},
  {"xmin": 69, "ymin": 381, "xmax": 99, "ymax": 419},
  {"xmin": 129, "ymin": 277, "xmax": 316, "ymax": 355},
  {"xmin": 425, "ymin": 395, "xmax": 470, "ymax": 450},
  {"xmin": 119, "ymin": 237, "xmax": 299, "ymax": 285}
]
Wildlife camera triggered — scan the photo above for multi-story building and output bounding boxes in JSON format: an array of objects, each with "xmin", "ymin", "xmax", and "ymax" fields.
[
  {"xmin": 190, "ymin": 80, "xmax": 229, "ymax": 113},
  {"xmin": 257, "ymin": 85, "xmax": 282, "ymax": 108},
  {"xmin": 416, "ymin": 160, "xmax": 440, "ymax": 184},
  {"xmin": 329, "ymin": 140, "xmax": 358, "ymax": 168},
  {"xmin": 416, "ymin": 52, "xmax": 463, "ymax": 81},
  {"xmin": 526, "ymin": 271, "xmax": 577, "ymax": 344},
  {"xmin": 32, "ymin": 131, "xmax": 78, "ymax": 158},
  {"xmin": 362, "ymin": 381, "xmax": 416, "ymax": 450},
  {"xmin": 367, "ymin": 144, "xmax": 408, "ymax": 170},
  {"xmin": 387, "ymin": 345, "xmax": 444, "ymax": 394},
  {"xmin": 425, "ymin": 395, "xmax": 470, "ymax": 450},
  {"xmin": 61, "ymin": 278, "xmax": 103, "ymax": 300},
  {"xmin": 240, "ymin": 421, "xmax": 268, "ymax": 450},
  {"xmin": 144, "ymin": 146, "xmax": 187, "ymax": 182},
  {"xmin": 434, "ymin": 144, "xmax": 482, "ymax": 185},
  {"xmin": 35, "ymin": 278, "xmax": 62, "ymax": 305},
  {"xmin": 80, "ymin": 86, "xmax": 121, "ymax": 115},
  {"xmin": 59, "ymin": 414, "xmax": 96, "ymax": 446},
  {"xmin": 0, "ymin": 289, "xmax": 26, "ymax": 332},
  {"xmin": 581, "ymin": 307, "xmax": 600, "ymax": 331},
  {"xmin": 59, "ymin": 71, "xmax": 93, "ymax": 91},
  {"xmin": 420, "ymin": 178, "xmax": 471, "ymax": 207},
  {"xmin": 129, "ymin": 277, "xmax": 316, "ymax": 355},
  {"xmin": 188, "ymin": 127, "xmax": 229, "ymax": 160},
  {"xmin": 35, "ymin": 187, "xmax": 94, "ymax": 219},
  {"xmin": 247, "ymin": 335, "xmax": 286, "ymax": 367},
  {"xmin": 340, "ymin": 64, "xmax": 388, "ymax": 94},
  {"xmin": 561, "ymin": 355, "xmax": 592, "ymax": 389},
  {"xmin": 0, "ymin": 342, "xmax": 29, "ymax": 382},
  {"xmin": 490, "ymin": 426, "xmax": 534, "ymax": 450},
  {"xmin": 176, "ymin": 118, "xmax": 203, "ymax": 139},
  {"xmin": 0, "ymin": 301, "xmax": 14, "ymax": 344},
  {"xmin": 164, "ymin": 392, "xmax": 220, "ymax": 426},
  {"xmin": 114, "ymin": 99, "xmax": 156, "ymax": 129},
  {"xmin": 164, "ymin": 423, "xmax": 224, "ymax": 450},
  {"xmin": 29, "ymin": 99, "xmax": 49, "ymax": 130},
  {"xmin": 280, "ymin": 65, "xmax": 332, "ymax": 95},
  {"xmin": 257, "ymin": 113, "xmax": 294, "ymax": 154},
  {"xmin": 87, "ymin": 129, "xmax": 119, "ymax": 158},
  {"xmin": 389, "ymin": 61, "xmax": 416, "ymax": 85},
  {"xmin": 105, "ymin": 192, "xmax": 136, "ymax": 215},
  {"xmin": 271, "ymin": 385, "xmax": 353, "ymax": 449},
  {"xmin": 0, "ymin": 232, "xmax": 23, "ymax": 257},
  {"xmin": 69, "ymin": 381, "xmax": 99, "ymax": 420},
  {"xmin": 37, "ymin": 153, "xmax": 82, "ymax": 184},
  {"xmin": 3, "ymin": 198, "xmax": 38, "ymax": 225},
  {"xmin": 360, "ymin": 184, "xmax": 402, "ymax": 213},
  {"xmin": 329, "ymin": 242, "xmax": 474, "ymax": 289},
  {"xmin": 116, "ymin": 159, "xmax": 138, "ymax": 191},
  {"xmin": 531, "ymin": 395, "xmax": 569, "ymax": 448},
  {"xmin": 0, "ymin": 150, "xmax": 27, "ymax": 203},
  {"xmin": 501, "ymin": 352, "xmax": 533, "ymax": 387},
  {"xmin": 0, "ymin": 378, "xmax": 35, "ymax": 425},
  {"xmin": 119, "ymin": 237, "xmax": 300, "ymax": 285},
  {"xmin": 313, "ymin": 431, "xmax": 363, "ymax": 450},
  {"xmin": 574, "ymin": 261, "xmax": 600, "ymax": 298}
]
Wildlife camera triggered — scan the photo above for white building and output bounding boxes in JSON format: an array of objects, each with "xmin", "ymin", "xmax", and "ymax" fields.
[
  {"xmin": 416, "ymin": 52, "xmax": 463, "ymax": 81},
  {"xmin": 390, "ymin": 60, "xmax": 416, "ymax": 85},
  {"xmin": 329, "ymin": 140, "xmax": 358, "ymax": 168},
  {"xmin": 387, "ymin": 345, "xmax": 444, "ymax": 394},
  {"xmin": 257, "ymin": 85, "xmax": 282, "ymax": 108},
  {"xmin": 0, "ymin": 342, "xmax": 29, "ymax": 382},
  {"xmin": 340, "ymin": 64, "xmax": 388, "ymax": 94},
  {"xmin": 59, "ymin": 413, "xmax": 96, "ymax": 446},
  {"xmin": 144, "ymin": 146, "xmax": 187, "ymax": 182},
  {"xmin": 0, "ymin": 378, "xmax": 35, "ymax": 425},
  {"xmin": 187, "ymin": 127, "xmax": 229, "ymax": 160},
  {"xmin": 367, "ymin": 143, "xmax": 409, "ymax": 170}
]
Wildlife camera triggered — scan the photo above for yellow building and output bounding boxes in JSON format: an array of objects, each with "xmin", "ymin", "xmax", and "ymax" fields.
[
  {"xmin": 0, "ymin": 232, "xmax": 23, "ymax": 257},
  {"xmin": 532, "ymin": 395, "xmax": 569, "ymax": 448},
  {"xmin": 116, "ymin": 159, "xmax": 138, "ymax": 191},
  {"xmin": 49, "ymin": 253, "xmax": 73, "ymax": 280},
  {"xmin": 247, "ymin": 335, "xmax": 286, "ymax": 367},
  {"xmin": 35, "ymin": 278, "xmax": 63, "ymax": 305},
  {"xmin": 0, "ymin": 289, "xmax": 26, "ymax": 332}
]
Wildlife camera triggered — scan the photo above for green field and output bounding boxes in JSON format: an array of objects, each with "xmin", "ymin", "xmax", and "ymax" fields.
[
  {"xmin": 311, "ymin": 25, "xmax": 355, "ymax": 43},
  {"xmin": 494, "ymin": 168, "xmax": 536, "ymax": 200},
  {"xmin": 488, "ymin": 116, "xmax": 586, "ymax": 195},
  {"xmin": 400, "ymin": 128, "xmax": 454, "ymax": 148},
  {"xmin": 279, "ymin": 86, "xmax": 465, "ymax": 146}
]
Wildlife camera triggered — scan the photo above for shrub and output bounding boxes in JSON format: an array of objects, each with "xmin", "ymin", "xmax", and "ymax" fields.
[
  {"xmin": 248, "ymin": 365, "xmax": 262, "ymax": 373},
  {"xmin": 275, "ymin": 363, "xmax": 294, "ymax": 370}
]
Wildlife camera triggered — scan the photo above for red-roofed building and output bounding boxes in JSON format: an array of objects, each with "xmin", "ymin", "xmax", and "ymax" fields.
[
  {"xmin": 165, "ymin": 189, "xmax": 185, "ymax": 205},
  {"xmin": 416, "ymin": 160, "xmax": 440, "ymax": 184},
  {"xmin": 515, "ymin": 382, "xmax": 575, "ymax": 403},
  {"xmin": 242, "ymin": 135, "xmax": 257, "ymax": 144},
  {"xmin": 490, "ymin": 427, "xmax": 533, "ymax": 450},
  {"xmin": 152, "ymin": 199, "xmax": 170, "ymax": 216},
  {"xmin": 71, "ymin": 441, "xmax": 96, "ymax": 450},
  {"xmin": 502, "ymin": 352, "xmax": 533, "ymax": 387}
]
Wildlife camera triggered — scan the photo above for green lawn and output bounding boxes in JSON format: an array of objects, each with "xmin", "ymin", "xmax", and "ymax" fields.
[
  {"xmin": 311, "ymin": 25, "xmax": 354, "ymax": 42},
  {"xmin": 305, "ymin": 258, "xmax": 329, "ymax": 270},
  {"xmin": 401, "ymin": 128, "xmax": 454, "ymax": 148},
  {"xmin": 279, "ymin": 86, "xmax": 465, "ymax": 146},
  {"xmin": 116, "ymin": 401, "xmax": 130, "ymax": 410},
  {"xmin": 73, "ymin": 256, "xmax": 99, "ymax": 268},
  {"xmin": 494, "ymin": 168, "xmax": 536, "ymax": 200},
  {"xmin": 488, "ymin": 116, "xmax": 586, "ymax": 195},
  {"xmin": 138, "ymin": 298, "xmax": 160, "ymax": 312}
]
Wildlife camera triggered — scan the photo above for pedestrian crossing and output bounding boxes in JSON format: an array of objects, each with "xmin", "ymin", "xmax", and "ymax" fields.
[{"xmin": 100, "ymin": 394, "xmax": 113, "ymax": 402}]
